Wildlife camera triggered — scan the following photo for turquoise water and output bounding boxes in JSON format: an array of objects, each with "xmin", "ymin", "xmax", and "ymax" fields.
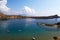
[{"xmin": 0, "ymin": 18, "xmax": 60, "ymax": 40}]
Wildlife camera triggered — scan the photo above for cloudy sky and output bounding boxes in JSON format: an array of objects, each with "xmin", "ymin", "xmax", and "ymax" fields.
[{"xmin": 0, "ymin": 0, "xmax": 60, "ymax": 16}]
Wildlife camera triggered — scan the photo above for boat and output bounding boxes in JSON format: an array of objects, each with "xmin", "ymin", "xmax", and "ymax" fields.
[{"xmin": 37, "ymin": 22, "xmax": 60, "ymax": 28}]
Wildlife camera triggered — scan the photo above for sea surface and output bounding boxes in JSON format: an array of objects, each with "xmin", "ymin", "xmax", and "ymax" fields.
[{"xmin": 0, "ymin": 18, "xmax": 60, "ymax": 40}]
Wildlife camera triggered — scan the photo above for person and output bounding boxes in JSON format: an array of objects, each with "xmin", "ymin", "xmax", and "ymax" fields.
[
  {"xmin": 32, "ymin": 37, "xmax": 36, "ymax": 40},
  {"xmin": 53, "ymin": 36, "xmax": 57, "ymax": 40}
]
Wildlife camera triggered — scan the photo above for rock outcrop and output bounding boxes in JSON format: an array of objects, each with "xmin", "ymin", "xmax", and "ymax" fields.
[{"xmin": 0, "ymin": 12, "xmax": 60, "ymax": 20}]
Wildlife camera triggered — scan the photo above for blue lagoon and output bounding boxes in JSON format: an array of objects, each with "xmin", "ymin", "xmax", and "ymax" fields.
[{"xmin": 0, "ymin": 18, "xmax": 60, "ymax": 40}]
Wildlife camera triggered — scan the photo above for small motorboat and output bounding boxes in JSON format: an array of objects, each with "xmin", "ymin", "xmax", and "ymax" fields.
[{"xmin": 37, "ymin": 22, "xmax": 60, "ymax": 28}]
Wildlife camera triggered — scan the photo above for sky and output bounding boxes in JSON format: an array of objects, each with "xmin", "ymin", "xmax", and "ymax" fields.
[{"xmin": 0, "ymin": 0, "xmax": 60, "ymax": 16}]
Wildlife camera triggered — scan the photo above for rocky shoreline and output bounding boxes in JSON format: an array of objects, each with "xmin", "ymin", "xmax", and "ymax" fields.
[{"xmin": 0, "ymin": 12, "xmax": 60, "ymax": 20}]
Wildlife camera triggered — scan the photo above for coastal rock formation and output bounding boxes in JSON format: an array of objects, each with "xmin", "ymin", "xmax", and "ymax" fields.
[
  {"xmin": 7, "ymin": 15, "xmax": 22, "ymax": 19},
  {"xmin": 0, "ymin": 12, "xmax": 23, "ymax": 19},
  {"xmin": 0, "ymin": 12, "xmax": 60, "ymax": 20},
  {"xmin": 0, "ymin": 12, "xmax": 7, "ymax": 20}
]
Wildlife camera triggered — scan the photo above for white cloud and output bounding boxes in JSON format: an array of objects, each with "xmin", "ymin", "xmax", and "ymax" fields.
[
  {"xmin": 21, "ymin": 6, "xmax": 60, "ymax": 16},
  {"xmin": 24, "ymin": 6, "xmax": 35, "ymax": 14},
  {"xmin": 21, "ymin": 6, "xmax": 38, "ymax": 16},
  {"xmin": 0, "ymin": 0, "xmax": 21, "ymax": 15},
  {"xmin": 0, "ymin": 0, "xmax": 10, "ymax": 13},
  {"xmin": 0, "ymin": 0, "xmax": 59, "ymax": 16}
]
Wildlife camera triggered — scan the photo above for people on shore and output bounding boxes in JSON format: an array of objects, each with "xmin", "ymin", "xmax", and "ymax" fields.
[
  {"xmin": 32, "ymin": 37, "xmax": 36, "ymax": 40},
  {"xmin": 53, "ymin": 36, "xmax": 57, "ymax": 40}
]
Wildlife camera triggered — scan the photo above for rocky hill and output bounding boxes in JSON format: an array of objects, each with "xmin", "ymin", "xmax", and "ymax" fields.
[{"xmin": 0, "ymin": 12, "xmax": 60, "ymax": 20}]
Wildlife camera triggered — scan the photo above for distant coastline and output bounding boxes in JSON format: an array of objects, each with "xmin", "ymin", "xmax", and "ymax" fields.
[{"xmin": 0, "ymin": 12, "xmax": 60, "ymax": 20}]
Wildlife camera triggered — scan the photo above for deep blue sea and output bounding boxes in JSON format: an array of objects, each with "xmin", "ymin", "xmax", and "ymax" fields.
[{"xmin": 0, "ymin": 18, "xmax": 60, "ymax": 40}]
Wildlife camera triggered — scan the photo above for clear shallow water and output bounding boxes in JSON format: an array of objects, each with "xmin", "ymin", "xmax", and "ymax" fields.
[{"xmin": 0, "ymin": 18, "xmax": 60, "ymax": 40}]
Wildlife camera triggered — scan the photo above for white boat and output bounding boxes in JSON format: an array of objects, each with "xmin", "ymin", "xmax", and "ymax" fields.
[{"xmin": 37, "ymin": 22, "xmax": 60, "ymax": 28}]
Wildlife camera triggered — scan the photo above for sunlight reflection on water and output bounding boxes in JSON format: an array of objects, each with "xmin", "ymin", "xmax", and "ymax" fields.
[
  {"xmin": 0, "ymin": 18, "xmax": 60, "ymax": 40},
  {"xmin": 0, "ymin": 21, "xmax": 9, "ymax": 29}
]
